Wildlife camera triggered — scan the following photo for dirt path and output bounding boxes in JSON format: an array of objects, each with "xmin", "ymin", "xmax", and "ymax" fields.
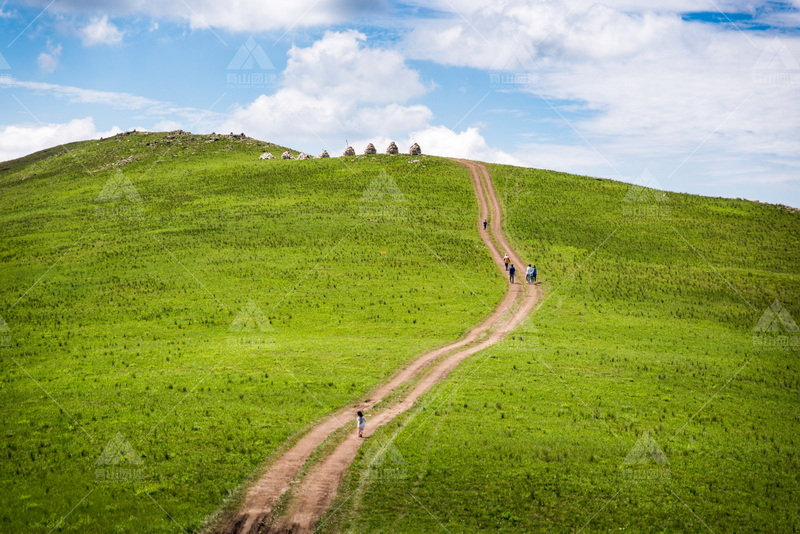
[{"xmin": 217, "ymin": 160, "xmax": 539, "ymax": 534}]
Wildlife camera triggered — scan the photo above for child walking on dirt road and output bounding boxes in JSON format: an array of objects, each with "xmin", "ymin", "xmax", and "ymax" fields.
[
  {"xmin": 503, "ymin": 253, "xmax": 510, "ymax": 271},
  {"xmin": 357, "ymin": 411, "xmax": 366, "ymax": 438}
]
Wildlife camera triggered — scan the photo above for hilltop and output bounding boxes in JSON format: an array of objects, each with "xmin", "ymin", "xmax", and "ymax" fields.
[{"xmin": 1, "ymin": 133, "xmax": 798, "ymax": 533}]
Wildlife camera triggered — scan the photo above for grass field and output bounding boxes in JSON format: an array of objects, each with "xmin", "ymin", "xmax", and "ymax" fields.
[
  {"xmin": 323, "ymin": 166, "xmax": 800, "ymax": 532},
  {"xmin": 0, "ymin": 132, "xmax": 506, "ymax": 533}
]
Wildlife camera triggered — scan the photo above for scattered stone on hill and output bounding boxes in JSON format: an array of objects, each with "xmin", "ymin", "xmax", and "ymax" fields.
[
  {"xmin": 99, "ymin": 155, "xmax": 139, "ymax": 169},
  {"xmin": 408, "ymin": 159, "xmax": 420, "ymax": 164},
  {"xmin": 386, "ymin": 141, "xmax": 399, "ymax": 154},
  {"xmin": 319, "ymin": 150, "xmax": 330, "ymax": 158},
  {"xmin": 343, "ymin": 146, "xmax": 356, "ymax": 156},
  {"xmin": 260, "ymin": 152, "xmax": 275, "ymax": 160},
  {"xmin": 409, "ymin": 142, "xmax": 422, "ymax": 155},
  {"xmin": 297, "ymin": 152, "xmax": 312, "ymax": 160},
  {"xmin": 281, "ymin": 151, "xmax": 294, "ymax": 160},
  {"xmin": 165, "ymin": 135, "xmax": 177, "ymax": 140},
  {"xmin": 364, "ymin": 143, "xmax": 377, "ymax": 155},
  {"xmin": 207, "ymin": 137, "xmax": 219, "ymax": 142}
]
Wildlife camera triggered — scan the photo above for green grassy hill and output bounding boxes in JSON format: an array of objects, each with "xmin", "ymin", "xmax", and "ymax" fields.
[
  {"xmin": 0, "ymin": 132, "xmax": 506, "ymax": 533},
  {"xmin": 324, "ymin": 166, "xmax": 800, "ymax": 532}
]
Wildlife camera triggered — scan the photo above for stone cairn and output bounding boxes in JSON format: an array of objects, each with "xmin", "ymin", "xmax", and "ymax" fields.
[
  {"xmin": 343, "ymin": 146, "xmax": 356, "ymax": 156},
  {"xmin": 318, "ymin": 150, "xmax": 330, "ymax": 158},
  {"xmin": 364, "ymin": 143, "xmax": 377, "ymax": 155},
  {"xmin": 297, "ymin": 153, "xmax": 312, "ymax": 160},
  {"xmin": 281, "ymin": 151, "xmax": 294, "ymax": 160},
  {"xmin": 259, "ymin": 152, "xmax": 275, "ymax": 160},
  {"xmin": 386, "ymin": 141, "xmax": 399, "ymax": 154},
  {"xmin": 409, "ymin": 143, "xmax": 422, "ymax": 156}
]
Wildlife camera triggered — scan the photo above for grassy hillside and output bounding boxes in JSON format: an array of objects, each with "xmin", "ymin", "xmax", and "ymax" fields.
[
  {"xmin": 324, "ymin": 166, "xmax": 800, "ymax": 532},
  {"xmin": 0, "ymin": 132, "xmax": 506, "ymax": 533}
]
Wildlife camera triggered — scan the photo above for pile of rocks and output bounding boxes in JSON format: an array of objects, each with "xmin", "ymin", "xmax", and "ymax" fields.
[
  {"xmin": 343, "ymin": 146, "xmax": 356, "ymax": 156},
  {"xmin": 297, "ymin": 153, "xmax": 311, "ymax": 160},
  {"xmin": 260, "ymin": 152, "xmax": 275, "ymax": 160},
  {"xmin": 409, "ymin": 143, "xmax": 422, "ymax": 155},
  {"xmin": 364, "ymin": 143, "xmax": 377, "ymax": 155},
  {"xmin": 281, "ymin": 151, "xmax": 294, "ymax": 160},
  {"xmin": 319, "ymin": 150, "xmax": 330, "ymax": 158},
  {"xmin": 386, "ymin": 141, "xmax": 399, "ymax": 154}
]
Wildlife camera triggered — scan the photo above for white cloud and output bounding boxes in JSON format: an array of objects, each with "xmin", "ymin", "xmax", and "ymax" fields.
[
  {"xmin": 0, "ymin": 77, "xmax": 224, "ymax": 124},
  {"xmin": 0, "ymin": 118, "xmax": 121, "ymax": 162},
  {"xmin": 217, "ymin": 31, "xmax": 432, "ymax": 151},
  {"xmin": 283, "ymin": 30, "xmax": 428, "ymax": 103},
  {"xmin": 37, "ymin": 43, "xmax": 62, "ymax": 73},
  {"xmin": 80, "ymin": 15, "xmax": 123, "ymax": 46},
  {"xmin": 398, "ymin": 0, "xmax": 800, "ymax": 204},
  {"xmin": 408, "ymin": 125, "xmax": 521, "ymax": 164},
  {"xmin": 16, "ymin": 0, "xmax": 386, "ymax": 32}
]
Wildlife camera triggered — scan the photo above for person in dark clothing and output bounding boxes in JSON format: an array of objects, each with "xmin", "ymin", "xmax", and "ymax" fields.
[
  {"xmin": 483, "ymin": 219, "xmax": 488, "ymax": 230},
  {"xmin": 509, "ymin": 264, "xmax": 516, "ymax": 284},
  {"xmin": 532, "ymin": 265, "xmax": 537, "ymax": 283}
]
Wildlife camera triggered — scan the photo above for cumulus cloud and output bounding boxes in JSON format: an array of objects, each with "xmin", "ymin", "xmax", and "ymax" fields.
[
  {"xmin": 37, "ymin": 43, "xmax": 62, "ymax": 73},
  {"xmin": 408, "ymin": 126, "xmax": 521, "ymax": 164},
  {"xmin": 80, "ymin": 15, "xmax": 123, "ymax": 46},
  {"xmin": 0, "ymin": 118, "xmax": 121, "ymax": 162},
  {"xmin": 217, "ymin": 31, "xmax": 433, "ymax": 151},
  {"xmin": 283, "ymin": 30, "xmax": 428, "ymax": 103}
]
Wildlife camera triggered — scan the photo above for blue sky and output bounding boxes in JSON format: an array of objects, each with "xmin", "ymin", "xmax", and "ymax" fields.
[{"xmin": 1, "ymin": 0, "xmax": 799, "ymax": 206}]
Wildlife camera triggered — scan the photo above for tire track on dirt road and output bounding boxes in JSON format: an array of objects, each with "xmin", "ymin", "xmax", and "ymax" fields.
[{"xmin": 218, "ymin": 160, "xmax": 539, "ymax": 534}]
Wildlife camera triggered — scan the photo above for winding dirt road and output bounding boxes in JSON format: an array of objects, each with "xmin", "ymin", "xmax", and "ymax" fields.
[{"xmin": 216, "ymin": 160, "xmax": 539, "ymax": 534}]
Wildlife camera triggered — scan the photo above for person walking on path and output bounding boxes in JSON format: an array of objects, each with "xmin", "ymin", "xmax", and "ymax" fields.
[
  {"xmin": 532, "ymin": 265, "xmax": 537, "ymax": 284},
  {"xmin": 357, "ymin": 411, "xmax": 366, "ymax": 438},
  {"xmin": 526, "ymin": 264, "xmax": 533, "ymax": 284},
  {"xmin": 483, "ymin": 219, "xmax": 488, "ymax": 230},
  {"xmin": 503, "ymin": 253, "xmax": 510, "ymax": 271},
  {"xmin": 509, "ymin": 264, "xmax": 516, "ymax": 284}
]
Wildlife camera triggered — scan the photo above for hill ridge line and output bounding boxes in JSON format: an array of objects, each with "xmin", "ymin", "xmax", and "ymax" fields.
[{"xmin": 216, "ymin": 160, "xmax": 540, "ymax": 534}]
